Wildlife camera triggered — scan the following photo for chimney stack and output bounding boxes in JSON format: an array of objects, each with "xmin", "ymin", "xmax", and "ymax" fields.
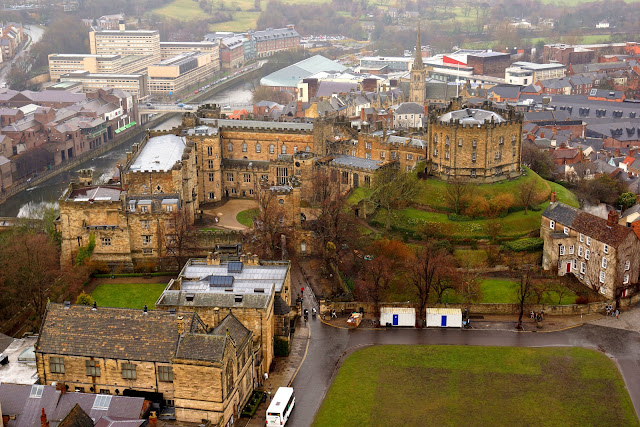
[
  {"xmin": 614, "ymin": 148, "xmax": 621, "ymax": 157},
  {"xmin": 40, "ymin": 409, "xmax": 49, "ymax": 427},
  {"xmin": 213, "ymin": 307, "xmax": 220, "ymax": 326},
  {"xmin": 177, "ymin": 316, "xmax": 185, "ymax": 335},
  {"xmin": 631, "ymin": 147, "xmax": 636, "ymax": 157},
  {"xmin": 607, "ymin": 210, "xmax": 619, "ymax": 227},
  {"xmin": 206, "ymin": 251, "xmax": 213, "ymax": 265},
  {"xmin": 550, "ymin": 191, "xmax": 557, "ymax": 203}
]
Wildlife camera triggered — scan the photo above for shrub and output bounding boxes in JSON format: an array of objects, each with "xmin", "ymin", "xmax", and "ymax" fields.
[
  {"xmin": 448, "ymin": 213, "xmax": 473, "ymax": 221},
  {"xmin": 490, "ymin": 193, "xmax": 515, "ymax": 217},
  {"xmin": 463, "ymin": 196, "xmax": 490, "ymax": 218},
  {"xmin": 75, "ymin": 291, "xmax": 93, "ymax": 306},
  {"xmin": 75, "ymin": 233, "xmax": 95, "ymax": 266},
  {"xmin": 575, "ymin": 295, "xmax": 589, "ymax": 305},
  {"xmin": 501, "ymin": 238, "xmax": 544, "ymax": 252},
  {"xmin": 274, "ymin": 337, "xmax": 290, "ymax": 356}
]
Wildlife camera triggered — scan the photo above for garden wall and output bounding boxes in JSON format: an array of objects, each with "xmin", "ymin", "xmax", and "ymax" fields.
[{"xmin": 325, "ymin": 292, "xmax": 640, "ymax": 317}]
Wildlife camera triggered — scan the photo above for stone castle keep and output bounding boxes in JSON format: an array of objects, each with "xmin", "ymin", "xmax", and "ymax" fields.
[{"xmin": 58, "ymin": 101, "xmax": 522, "ymax": 269}]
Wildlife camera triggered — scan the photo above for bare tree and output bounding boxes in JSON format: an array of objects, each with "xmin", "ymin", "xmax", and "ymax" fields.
[
  {"xmin": 408, "ymin": 242, "xmax": 456, "ymax": 321},
  {"xmin": 457, "ymin": 253, "xmax": 483, "ymax": 304},
  {"xmin": 516, "ymin": 264, "xmax": 536, "ymax": 330},
  {"xmin": 518, "ymin": 179, "xmax": 540, "ymax": 215},
  {"xmin": 312, "ymin": 169, "xmax": 357, "ymax": 252},
  {"xmin": 444, "ymin": 179, "xmax": 470, "ymax": 215},
  {"xmin": 248, "ymin": 188, "xmax": 288, "ymax": 259},
  {"xmin": 160, "ymin": 209, "xmax": 199, "ymax": 271},
  {"xmin": 370, "ymin": 166, "xmax": 419, "ymax": 230}
]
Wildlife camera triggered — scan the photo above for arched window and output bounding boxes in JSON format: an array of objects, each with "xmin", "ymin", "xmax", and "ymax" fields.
[
  {"xmin": 293, "ymin": 145, "xmax": 298, "ymax": 152},
  {"xmin": 225, "ymin": 363, "xmax": 234, "ymax": 397},
  {"xmin": 445, "ymin": 136, "xmax": 450, "ymax": 146},
  {"xmin": 281, "ymin": 144, "xmax": 287, "ymax": 154},
  {"xmin": 227, "ymin": 142, "xmax": 233, "ymax": 152},
  {"xmin": 269, "ymin": 144, "xmax": 275, "ymax": 154},
  {"xmin": 242, "ymin": 142, "xmax": 247, "ymax": 152},
  {"xmin": 434, "ymin": 134, "xmax": 438, "ymax": 144},
  {"xmin": 305, "ymin": 145, "xmax": 311, "ymax": 152},
  {"xmin": 256, "ymin": 143, "xmax": 261, "ymax": 153}
]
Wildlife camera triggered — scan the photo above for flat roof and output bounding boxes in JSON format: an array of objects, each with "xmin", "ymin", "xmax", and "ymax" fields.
[
  {"xmin": 50, "ymin": 53, "xmax": 120, "ymax": 59},
  {"xmin": 181, "ymin": 262, "xmax": 289, "ymax": 293},
  {"xmin": 129, "ymin": 134, "xmax": 186, "ymax": 172},
  {"xmin": 66, "ymin": 186, "xmax": 122, "ymax": 202},
  {"xmin": 155, "ymin": 51, "xmax": 205, "ymax": 66},
  {"xmin": 0, "ymin": 336, "xmax": 38, "ymax": 385},
  {"xmin": 161, "ymin": 41, "xmax": 217, "ymax": 46},
  {"xmin": 511, "ymin": 61, "xmax": 566, "ymax": 70},
  {"xmin": 62, "ymin": 72, "xmax": 144, "ymax": 79}
]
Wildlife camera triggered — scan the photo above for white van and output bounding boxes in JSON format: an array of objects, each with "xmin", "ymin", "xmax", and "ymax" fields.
[{"xmin": 266, "ymin": 387, "xmax": 295, "ymax": 426}]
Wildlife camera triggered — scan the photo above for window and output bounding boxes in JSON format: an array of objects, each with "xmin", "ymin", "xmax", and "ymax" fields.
[
  {"xmin": 366, "ymin": 142, "xmax": 372, "ymax": 149},
  {"xmin": 445, "ymin": 136, "xmax": 450, "ymax": 146},
  {"xmin": 93, "ymin": 394, "xmax": 112, "ymax": 410},
  {"xmin": 472, "ymin": 153, "xmax": 476, "ymax": 162},
  {"xmin": 227, "ymin": 173, "xmax": 234, "ymax": 182},
  {"xmin": 569, "ymin": 245, "xmax": 574, "ymax": 255},
  {"xmin": 407, "ymin": 153, "xmax": 413, "ymax": 160},
  {"xmin": 603, "ymin": 244, "xmax": 609, "ymax": 254},
  {"xmin": 602, "ymin": 257, "xmax": 607, "ymax": 269},
  {"xmin": 101, "ymin": 237, "xmax": 111, "ymax": 246},
  {"xmin": 599, "ymin": 271, "xmax": 605, "ymax": 283},
  {"xmin": 585, "ymin": 249, "xmax": 590, "ymax": 260},
  {"xmin": 230, "ymin": 188, "xmax": 237, "ymax": 195},
  {"xmin": 256, "ymin": 143, "xmax": 261, "ymax": 153},
  {"xmin": 580, "ymin": 233, "xmax": 584, "ymax": 242},
  {"xmin": 578, "ymin": 246, "xmax": 583, "ymax": 257},
  {"xmin": 624, "ymin": 274, "xmax": 629, "ymax": 284},
  {"xmin": 86, "ymin": 360, "xmax": 100, "ymax": 377},
  {"xmin": 365, "ymin": 153, "xmax": 371, "ymax": 159},
  {"xmin": 142, "ymin": 235, "xmax": 151, "ymax": 245},
  {"xmin": 549, "ymin": 220, "xmax": 555, "ymax": 230},
  {"xmin": 158, "ymin": 366, "xmax": 173, "ymax": 382},
  {"xmin": 380, "ymin": 151, "xmax": 385, "ymax": 159},
  {"xmin": 563, "ymin": 227, "xmax": 569, "ymax": 235},
  {"xmin": 227, "ymin": 142, "xmax": 233, "ymax": 152},
  {"xmin": 625, "ymin": 260, "xmax": 630, "ymax": 271},
  {"xmin": 141, "ymin": 220, "xmax": 150, "ymax": 229},
  {"xmin": 30, "ymin": 385, "xmax": 44, "ymax": 398},
  {"xmin": 458, "ymin": 138, "xmax": 463, "ymax": 147},
  {"xmin": 471, "ymin": 169, "xmax": 476, "ymax": 178},
  {"xmin": 140, "ymin": 205, "xmax": 148, "ymax": 213},
  {"xmin": 586, "ymin": 236, "xmax": 591, "ymax": 246},
  {"xmin": 445, "ymin": 151, "xmax": 450, "ymax": 160},
  {"xmin": 573, "ymin": 259, "xmax": 577, "ymax": 270},
  {"xmin": 499, "ymin": 136, "xmax": 504, "ymax": 145},
  {"xmin": 559, "ymin": 245, "xmax": 565, "ymax": 255},
  {"xmin": 512, "ymin": 147, "xmax": 516, "ymax": 157},
  {"xmin": 269, "ymin": 144, "xmax": 275, "ymax": 154},
  {"xmin": 50, "ymin": 357, "xmax": 65, "ymax": 374},
  {"xmin": 580, "ymin": 262, "xmax": 586, "ymax": 274},
  {"xmin": 281, "ymin": 145, "xmax": 287, "ymax": 154},
  {"xmin": 207, "ymin": 146, "xmax": 213, "ymax": 156},
  {"xmin": 391, "ymin": 151, "xmax": 397, "ymax": 159},
  {"xmin": 341, "ymin": 171, "xmax": 349, "ymax": 184},
  {"xmin": 242, "ymin": 142, "xmax": 247, "ymax": 152},
  {"xmin": 434, "ymin": 134, "xmax": 438, "ymax": 144},
  {"xmin": 433, "ymin": 148, "xmax": 438, "ymax": 157},
  {"xmin": 208, "ymin": 159, "xmax": 214, "ymax": 169},
  {"xmin": 244, "ymin": 173, "xmax": 251, "ymax": 183},
  {"xmin": 165, "ymin": 205, "xmax": 173, "ymax": 212},
  {"xmin": 472, "ymin": 139, "xmax": 477, "ymax": 148},
  {"xmin": 208, "ymin": 173, "xmax": 215, "ymax": 182},
  {"xmin": 122, "ymin": 363, "xmax": 136, "ymax": 380}
]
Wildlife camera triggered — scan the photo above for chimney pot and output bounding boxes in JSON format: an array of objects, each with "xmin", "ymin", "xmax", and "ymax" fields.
[
  {"xmin": 550, "ymin": 191, "xmax": 557, "ymax": 203},
  {"xmin": 607, "ymin": 210, "xmax": 619, "ymax": 227}
]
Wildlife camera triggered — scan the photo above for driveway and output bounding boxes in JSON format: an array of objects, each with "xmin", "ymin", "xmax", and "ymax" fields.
[
  {"xmin": 288, "ymin": 304, "xmax": 640, "ymax": 426},
  {"xmin": 202, "ymin": 199, "xmax": 257, "ymax": 230}
]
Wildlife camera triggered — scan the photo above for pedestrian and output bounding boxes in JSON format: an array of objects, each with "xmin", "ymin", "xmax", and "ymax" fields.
[
  {"xmin": 616, "ymin": 309, "xmax": 620, "ymax": 319},
  {"xmin": 530, "ymin": 310, "xmax": 534, "ymax": 319},
  {"xmin": 264, "ymin": 372, "xmax": 268, "ymax": 382}
]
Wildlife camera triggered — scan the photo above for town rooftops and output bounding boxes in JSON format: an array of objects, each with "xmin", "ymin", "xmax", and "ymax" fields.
[
  {"xmin": 511, "ymin": 61, "xmax": 567, "ymax": 71},
  {"xmin": 129, "ymin": 134, "xmax": 186, "ymax": 172},
  {"xmin": 260, "ymin": 55, "xmax": 346, "ymax": 88},
  {"xmin": 438, "ymin": 108, "xmax": 505, "ymax": 125},
  {"xmin": 543, "ymin": 202, "xmax": 633, "ymax": 247},
  {"xmin": 0, "ymin": 383, "xmax": 146, "ymax": 427},
  {"xmin": 36, "ymin": 303, "xmax": 201, "ymax": 363}
]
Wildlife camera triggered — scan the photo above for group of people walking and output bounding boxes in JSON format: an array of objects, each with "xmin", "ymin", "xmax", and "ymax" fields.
[{"xmin": 605, "ymin": 304, "xmax": 620, "ymax": 319}]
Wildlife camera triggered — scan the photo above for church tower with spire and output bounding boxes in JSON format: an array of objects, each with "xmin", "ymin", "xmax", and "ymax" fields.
[{"xmin": 409, "ymin": 24, "xmax": 427, "ymax": 105}]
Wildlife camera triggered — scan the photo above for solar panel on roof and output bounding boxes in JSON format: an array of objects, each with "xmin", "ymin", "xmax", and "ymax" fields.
[
  {"xmin": 227, "ymin": 262, "xmax": 243, "ymax": 273},
  {"xmin": 209, "ymin": 275, "xmax": 234, "ymax": 287}
]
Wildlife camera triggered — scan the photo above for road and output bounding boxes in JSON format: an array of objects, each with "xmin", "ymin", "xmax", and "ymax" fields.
[
  {"xmin": 0, "ymin": 25, "xmax": 45, "ymax": 86},
  {"xmin": 288, "ymin": 296, "xmax": 640, "ymax": 426}
]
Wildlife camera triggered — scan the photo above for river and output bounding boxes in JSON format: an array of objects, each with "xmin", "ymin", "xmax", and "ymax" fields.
[{"xmin": 0, "ymin": 80, "xmax": 256, "ymax": 217}]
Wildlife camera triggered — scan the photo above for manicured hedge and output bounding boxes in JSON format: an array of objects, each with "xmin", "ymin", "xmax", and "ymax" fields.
[{"xmin": 501, "ymin": 237, "xmax": 544, "ymax": 252}]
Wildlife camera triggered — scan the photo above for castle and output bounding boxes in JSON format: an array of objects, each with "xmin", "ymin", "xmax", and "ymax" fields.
[{"xmin": 58, "ymin": 100, "xmax": 521, "ymax": 269}]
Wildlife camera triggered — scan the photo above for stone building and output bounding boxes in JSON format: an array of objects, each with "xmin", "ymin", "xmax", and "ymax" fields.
[
  {"xmin": 58, "ymin": 133, "xmax": 198, "ymax": 269},
  {"xmin": 541, "ymin": 200, "xmax": 640, "ymax": 299},
  {"xmin": 36, "ymin": 303, "xmax": 254, "ymax": 425},
  {"xmin": 155, "ymin": 256, "xmax": 292, "ymax": 379},
  {"xmin": 427, "ymin": 100, "xmax": 522, "ymax": 182}
]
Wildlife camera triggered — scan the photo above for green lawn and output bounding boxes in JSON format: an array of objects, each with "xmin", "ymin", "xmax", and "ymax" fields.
[
  {"xmin": 91, "ymin": 283, "xmax": 167, "ymax": 310},
  {"xmin": 440, "ymin": 278, "xmax": 578, "ymax": 304},
  {"xmin": 454, "ymin": 249, "xmax": 488, "ymax": 267},
  {"xmin": 236, "ymin": 208, "xmax": 259, "ymax": 227},
  {"xmin": 314, "ymin": 346, "xmax": 638, "ymax": 427}
]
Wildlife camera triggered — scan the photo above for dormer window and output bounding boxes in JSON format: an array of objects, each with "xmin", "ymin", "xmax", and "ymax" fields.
[{"xmin": 550, "ymin": 220, "xmax": 555, "ymax": 230}]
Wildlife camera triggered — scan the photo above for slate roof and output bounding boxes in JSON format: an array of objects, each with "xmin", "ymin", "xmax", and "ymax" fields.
[
  {"xmin": 36, "ymin": 304, "xmax": 200, "ymax": 363},
  {"xmin": 274, "ymin": 295, "xmax": 291, "ymax": 315},
  {"xmin": 330, "ymin": 154, "xmax": 382, "ymax": 171},
  {"xmin": 488, "ymin": 84, "xmax": 521, "ymax": 99},
  {"xmin": 175, "ymin": 334, "xmax": 227, "ymax": 362},
  {"xmin": 58, "ymin": 404, "xmax": 94, "ymax": 427},
  {"xmin": 94, "ymin": 417, "xmax": 145, "ymax": 427},
  {"xmin": 543, "ymin": 202, "xmax": 633, "ymax": 247},
  {"xmin": 260, "ymin": 55, "xmax": 346, "ymax": 88},
  {"xmin": 0, "ymin": 332, "xmax": 13, "ymax": 353},
  {"xmin": 395, "ymin": 102, "xmax": 423, "ymax": 115},
  {"xmin": 315, "ymin": 81, "xmax": 358, "ymax": 97},
  {"xmin": 157, "ymin": 291, "xmax": 271, "ymax": 310},
  {"xmin": 213, "ymin": 313, "xmax": 252, "ymax": 346}
]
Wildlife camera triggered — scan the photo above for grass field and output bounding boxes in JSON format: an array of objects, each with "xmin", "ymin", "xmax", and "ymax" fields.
[
  {"xmin": 91, "ymin": 283, "xmax": 167, "ymax": 310},
  {"xmin": 371, "ymin": 169, "xmax": 578, "ymax": 240},
  {"xmin": 314, "ymin": 346, "xmax": 639, "ymax": 427},
  {"xmin": 236, "ymin": 208, "xmax": 259, "ymax": 227},
  {"xmin": 438, "ymin": 278, "xmax": 577, "ymax": 304}
]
